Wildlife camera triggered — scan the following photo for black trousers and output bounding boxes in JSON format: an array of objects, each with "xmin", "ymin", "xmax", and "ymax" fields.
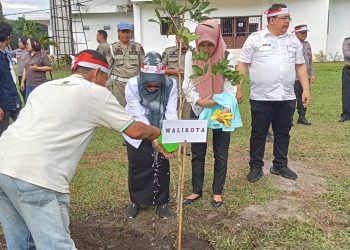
[
  {"xmin": 342, "ymin": 66, "xmax": 350, "ymax": 117},
  {"xmin": 127, "ymin": 140, "xmax": 170, "ymax": 205},
  {"xmin": 0, "ymin": 107, "xmax": 21, "ymax": 137},
  {"xmin": 249, "ymin": 100, "xmax": 295, "ymax": 170},
  {"xmin": 190, "ymin": 110, "xmax": 231, "ymax": 195},
  {"xmin": 294, "ymin": 80, "xmax": 307, "ymax": 115}
]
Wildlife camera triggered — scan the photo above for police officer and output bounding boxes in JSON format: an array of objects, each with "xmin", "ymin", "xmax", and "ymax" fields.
[
  {"xmin": 96, "ymin": 30, "xmax": 109, "ymax": 58},
  {"xmin": 107, "ymin": 22, "xmax": 145, "ymax": 107},
  {"xmin": 237, "ymin": 3, "xmax": 311, "ymax": 182},
  {"xmin": 293, "ymin": 24, "xmax": 315, "ymax": 125},
  {"xmin": 162, "ymin": 36, "xmax": 191, "ymax": 119},
  {"xmin": 340, "ymin": 37, "xmax": 350, "ymax": 122}
]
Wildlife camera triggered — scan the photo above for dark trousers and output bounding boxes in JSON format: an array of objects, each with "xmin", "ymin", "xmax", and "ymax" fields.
[
  {"xmin": 342, "ymin": 66, "xmax": 350, "ymax": 117},
  {"xmin": 18, "ymin": 76, "xmax": 25, "ymax": 101},
  {"xmin": 0, "ymin": 107, "xmax": 21, "ymax": 137},
  {"xmin": 294, "ymin": 80, "xmax": 307, "ymax": 115},
  {"xmin": 249, "ymin": 100, "xmax": 295, "ymax": 170},
  {"xmin": 190, "ymin": 110, "xmax": 231, "ymax": 195}
]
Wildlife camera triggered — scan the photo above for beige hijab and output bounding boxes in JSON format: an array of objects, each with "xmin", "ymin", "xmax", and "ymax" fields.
[{"xmin": 194, "ymin": 19, "xmax": 226, "ymax": 99}]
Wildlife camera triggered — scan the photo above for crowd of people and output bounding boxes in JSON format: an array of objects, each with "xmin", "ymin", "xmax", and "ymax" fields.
[{"xmin": 0, "ymin": 1, "xmax": 349, "ymax": 249}]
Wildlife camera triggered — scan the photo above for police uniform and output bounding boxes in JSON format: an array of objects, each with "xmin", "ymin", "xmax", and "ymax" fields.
[
  {"xmin": 96, "ymin": 42, "xmax": 110, "ymax": 58},
  {"xmin": 162, "ymin": 45, "xmax": 191, "ymax": 119},
  {"xmin": 107, "ymin": 40, "xmax": 145, "ymax": 107},
  {"xmin": 293, "ymin": 25, "xmax": 314, "ymax": 125},
  {"xmin": 340, "ymin": 37, "xmax": 350, "ymax": 122}
]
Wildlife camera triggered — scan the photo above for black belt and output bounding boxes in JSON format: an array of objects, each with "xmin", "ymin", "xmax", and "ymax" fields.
[{"xmin": 345, "ymin": 65, "xmax": 350, "ymax": 69}]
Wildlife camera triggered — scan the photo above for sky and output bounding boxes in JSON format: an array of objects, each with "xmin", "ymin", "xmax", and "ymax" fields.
[{"xmin": 2, "ymin": 0, "xmax": 50, "ymax": 20}]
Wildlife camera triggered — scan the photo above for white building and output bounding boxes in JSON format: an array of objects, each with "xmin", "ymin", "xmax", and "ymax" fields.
[{"xmin": 45, "ymin": 0, "xmax": 350, "ymax": 59}]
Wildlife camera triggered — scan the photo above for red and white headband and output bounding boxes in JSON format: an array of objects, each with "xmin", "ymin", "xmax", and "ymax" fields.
[
  {"xmin": 140, "ymin": 64, "xmax": 165, "ymax": 74},
  {"xmin": 70, "ymin": 52, "xmax": 109, "ymax": 73},
  {"xmin": 264, "ymin": 7, "xmax": 289, "ymax": 17}
]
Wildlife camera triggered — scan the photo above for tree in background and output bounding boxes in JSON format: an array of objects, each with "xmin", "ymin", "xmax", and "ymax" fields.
[
  {"xmin": 8, "ymin": 17, "xmax": 57, "ymax": 51},
  {"xmin": 0, "ymin": 2, "xmax": 5, "ymax": 22}
]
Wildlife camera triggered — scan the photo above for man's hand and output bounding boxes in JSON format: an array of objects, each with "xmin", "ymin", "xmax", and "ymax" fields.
[
  {"xmin": 197, "ymin": 96, "xmax": 216, "ymax": 108},
  {"xmin": 302, "ymin": 90, "xmax": 311, "ymax": 108},
  {"xmin": 235, "ymin": 88, "xmax": 243, "ymax": 103},
  {"xmin": 0, "ymin": 108, "xmax": 4, "ymax": 122},
  {"xmin": 153, "ymin": 139, "xmax": 176, "ymax": 159},
  {"xmin": 310, "ymin": 75, "xmax": 315, "ymax": 84}
]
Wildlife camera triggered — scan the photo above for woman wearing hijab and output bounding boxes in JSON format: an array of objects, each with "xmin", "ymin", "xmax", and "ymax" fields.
[
  {"xmin": 21, "ymin": 38, "xmax": 52, "ymax": 102},
  {"xmin": 123, "ymin": 52, "xmax": 178, "ymax": 219},
  {"xmin": 182, "ymin": 19, "xmax": 242, "ymax": 207}
]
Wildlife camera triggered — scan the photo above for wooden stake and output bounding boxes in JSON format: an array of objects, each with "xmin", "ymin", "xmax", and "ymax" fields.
[{"xmin": 177, "ymin": 141, "xmax": 187, "ymax": 250}]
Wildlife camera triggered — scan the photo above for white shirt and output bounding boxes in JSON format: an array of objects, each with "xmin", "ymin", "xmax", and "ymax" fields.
[
  {"xmin": 239, "ymin": 28, "xmax": 305, "ymax": 101},
  {"xmin": 182, "ymin": 50, "xmax": 237, "ymax": 116},
  {"xmin": 123, "ymin": 76, "xmax": 178, "ymax": 148},
  {"xmin": 0, "ymin": 74, "xmax": 134, "ymax": 193}
]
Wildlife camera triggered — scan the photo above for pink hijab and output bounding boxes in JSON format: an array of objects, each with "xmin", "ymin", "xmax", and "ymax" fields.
[{"xmin": 194, "ymin": 19, "xmax": 226, "ymax": 99}]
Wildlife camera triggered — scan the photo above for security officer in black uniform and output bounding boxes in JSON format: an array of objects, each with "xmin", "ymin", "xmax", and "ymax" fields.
[{"xmin": 340, "ymin": 37, "xmax": 350, "ymax": 122}]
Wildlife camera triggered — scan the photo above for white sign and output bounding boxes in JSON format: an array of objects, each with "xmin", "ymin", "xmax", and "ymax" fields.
[{"xmin": 162, "ymin": 120, "xmax": 208, "ymax": 143}]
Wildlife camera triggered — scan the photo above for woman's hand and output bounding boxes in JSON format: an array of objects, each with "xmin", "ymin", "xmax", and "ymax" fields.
[
  {"xmin": 29, "ymin": 64, "xmax": 39, "ymax": 71},
  {"xmin": 216, "ymin": 107, "xmax": 229, "ymax": 123},
  {"xmin": 153, "ymin": 139, "xmax": 176, "ymax": 159},
  {"xmin": 20, "ymin": 81, "xmax": 25, "ymax": 91},
  {"xmin": 197, "ymin": 96, "xmax": 216, "ymax": 108}
]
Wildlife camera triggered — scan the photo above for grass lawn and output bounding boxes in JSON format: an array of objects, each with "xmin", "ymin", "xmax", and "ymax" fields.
[{"xmin": 1, "ymin": 63, "xmax": 349, "ymax": 249}]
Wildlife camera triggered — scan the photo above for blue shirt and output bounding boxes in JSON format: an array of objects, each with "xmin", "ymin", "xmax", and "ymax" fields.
[{"xmin": 0, "ymin": 50, "xmax": 21, "ymax": 110}]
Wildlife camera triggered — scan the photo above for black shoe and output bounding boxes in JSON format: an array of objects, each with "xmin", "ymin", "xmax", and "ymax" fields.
[
  {"xmin": 339, "ymin": 114, "xmax": 350, "ymax": 122},
  {"xmin": 297, "ymin": 116, "xmax": 311, "ymax": 125},
  {"xmin": 270, "ymin": 166, "xmax": 298, "ymax": 180},
  {"xmin": 247, "ymin": 168, "xmax": 263, "ymax": 182},
  {"xmin": 126, "ymin": 203, "xmax": 139, "ymax": 218},
  {"xmin": 211, "ymin": 200, "xmax": 224, "ymax": 207},
  {"xmin": 183, "ymin": 194, "xmax": 202, "ymax": 205},
  {"xmin": 158, "ymin": 204, "xmax": 171, "ymax": 219}
]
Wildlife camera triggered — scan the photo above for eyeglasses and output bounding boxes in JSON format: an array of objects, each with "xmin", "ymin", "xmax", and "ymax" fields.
[{"xmin": 274, "ymin": 16, "xmax": 292, "ymax": 21}]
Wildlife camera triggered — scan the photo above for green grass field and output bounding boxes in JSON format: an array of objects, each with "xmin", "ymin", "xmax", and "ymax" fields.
[{"xmin": 1, "ymin": 63, "xmax": 350, "ymax": 249}]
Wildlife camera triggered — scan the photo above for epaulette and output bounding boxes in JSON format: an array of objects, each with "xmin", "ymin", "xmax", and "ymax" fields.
[{"xmin": 111, "ymin": 41, "xmax": 121, "ymax": 47}]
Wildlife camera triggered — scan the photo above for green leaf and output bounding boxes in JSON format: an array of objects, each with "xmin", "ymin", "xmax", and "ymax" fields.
[
  {"xmin": 148, "ymin": 19, "xmax": 160, "ymax": 24},
  {"xmin": 189, "ymin": 74, "xmax": 200, "ymax": 80},
  {"xmin": 199, "ymin": 2, "xmax": 210, "ymax": 11},
  {"xmin": 192, "ymin": 65, "xmax": 204, "ymax": 75}
]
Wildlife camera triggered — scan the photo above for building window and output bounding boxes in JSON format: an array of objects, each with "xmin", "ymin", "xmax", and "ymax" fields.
[
  {"xmin": 104, "ymin": 25, "xmax": 111, "ymax": 30},
  {"xmin": 83, "ymin": 25, "xmax": 90, "ymax": 31},
  {"xmin": 216, "ymin": 16, "xmax": 262, "ymax": 49}
]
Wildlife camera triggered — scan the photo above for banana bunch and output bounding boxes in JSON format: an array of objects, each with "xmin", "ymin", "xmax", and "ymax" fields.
[{"xmin": 210, "ymin": 109, "xmax": 234, "ymax": 128}]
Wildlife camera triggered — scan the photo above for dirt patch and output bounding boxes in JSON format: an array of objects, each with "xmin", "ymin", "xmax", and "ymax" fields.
[
  {"xmin": 70, "ymin": 207, "xmax": 214, "ymax": 250},
  {"xmin": 234, "ymin": 160, "xmax": 328, "ymax": 228},
  {"xmin": 266, "ymin": 160, "xmax": 328, "ymax": 196},
  {"xmin": 83, "ymin": 151, "xmax": 128, "ymax": 166}
]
